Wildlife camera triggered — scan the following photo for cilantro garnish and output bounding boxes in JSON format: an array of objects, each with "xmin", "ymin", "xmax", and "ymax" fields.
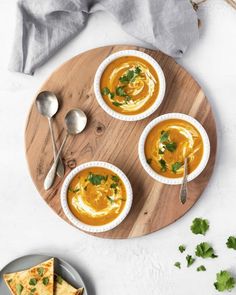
[
  {"xmin": 226, "ymin": 236, "xmax": 236, "ymax": 250},
  {"xmin": 174, "ymin": 262, "xmax": 181, "ymax": 269},
  {"xmin": 56, "ymin": 275, "xmax": 63, "ymax": 285},
  {"xmin": 102, "ymin": 87, "xmax": 110, "ymax": 95},
  {"xmin": 116, "ymin": 86, "xmax": 127, "ymax": 97},
  {"xmin": 16, "ymin": 284, "xmax": 24, "ymax": 295},
  {"xmin": 112, "ymin": 101, "xmax": 123, "ymax": 107},
  {"xmin": 178, "ymin": 245, "xmax": 186, "ymax": 253},
  {"xmin": 107, "ymin": 196, "xmax": 114, "ymax": 204},
  {"xmin": 191, "ymin": 217, "xmax": 209, "ymax": 235},
  {"xmin": 197, "ymin": 265, "xmax": 206, "ymax": 272},
  {"xmin": 37, "ymin": 267, "xmax": 45, "ymax": 277},
  {"xmin": 195, "ymin": 242, "xmax": 218, "ymax": 258},
  {"xmin": 186, "ymin": 255, "xmax": 195, "ymax": 267},
  {"xmin": 43, "ymin": 277, "xmax": 49, "ymax": 286},
  {"xmin": 166, "ymin": 142, "xmax": 177, "ymax": 152},
  {"xmin": 159, "ymin": 159, "xmax": 167, "ymax": 172},
  {"xmin": 160, "ymin": 131, "xmax": 169, "ymax": 143},
  {"xmin": 214, "ymin": 270, "xmax": 235, "ymax": 292},
  {"xmin": 111, "ymin": 175, "xmax": 119, "ymax": 182},
  {"xmin": 29, "ymin": 278, "xmax": 37, "ymax": 286},
  {"xmin": 88, "ymin": 173, "xmax": 107, "ymax": 185},
  {"xmin": 171, "ymin": 162, "xmax": 182, "ymax": 173}
]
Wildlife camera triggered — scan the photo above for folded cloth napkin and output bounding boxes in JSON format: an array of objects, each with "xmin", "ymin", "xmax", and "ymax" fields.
[{"xmin": 9, "ymin": 0, "xmax": 198, "ymax": 75}]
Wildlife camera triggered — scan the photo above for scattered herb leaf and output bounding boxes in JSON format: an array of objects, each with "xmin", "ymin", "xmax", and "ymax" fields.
[
  {"xmin": 195, "ymin": 242, "xmax": 217, "ymax": 258},
  {"xmin": 107, "ymin": 196, "xmax": 114, "ymax": 204},
  {"xmin": 214, "ymin": 270, "xmax": 235, "ymax": 292},
  {"xmin": 197, "ymin": 265, "xmax": 206, "ymax": 272},
  {"xmin": 226, "ymin": 236, "xmax": 236, "ymax": 250},
  {"xmin": 174, "ymin": 262, "xmax": 181, "ymax": 269},
  {"xmin": 158, "ymin": 149, "xmax": 164, "ymax": 154},
  {"xmin": 191, "ymin": 218, "xmax": 209, "ymax": 235},
  {"xmin": 178, "ymin": 245, "xmax": 186, "ymax": 253},
  {"xmin": 186, "ymin": 255, "xmax": 195, "ymax": 267}
]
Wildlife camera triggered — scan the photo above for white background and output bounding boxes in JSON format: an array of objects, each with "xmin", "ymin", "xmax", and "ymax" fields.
[{"xmin": 0, "ymin": 0, "xmax": 236, "ymax": 294}]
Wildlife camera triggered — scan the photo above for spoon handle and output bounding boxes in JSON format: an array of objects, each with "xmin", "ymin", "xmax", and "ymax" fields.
[
  {"xmin": 179, "ymin": 158, "xmax": 188, "ymax": 205},
  {"xmin": 48, "ymin": 118, "xmax": 64, "ymax": 177},
  {"xmin": 44, "ymin": 134, "xmax": 68, "ymax": 190}
]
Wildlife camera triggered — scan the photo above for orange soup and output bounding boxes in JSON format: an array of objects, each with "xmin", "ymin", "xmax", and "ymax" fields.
[
  {"xmin": 145, "ymin": 119, "xmax": 204, "ymax": 178},
  {"xmin": 100, "ymin": 56, "xmax": 159, "ymax": 115},
  {"xmin": 67, "ymin": 167, "xmax": 127, "ymax": 226}
]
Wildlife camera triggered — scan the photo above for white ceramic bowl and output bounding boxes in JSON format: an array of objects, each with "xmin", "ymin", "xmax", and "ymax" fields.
[
  {"xmin": 138, "ymin": 113, "xmax": 210, "ymax": 185},
  {"xmin": 94, "ymin": 50, "xmax": 166, "ymax": 121},
  {"xmin": 60, "ymin": 161, "xmax": 133, "ymax": 233}
]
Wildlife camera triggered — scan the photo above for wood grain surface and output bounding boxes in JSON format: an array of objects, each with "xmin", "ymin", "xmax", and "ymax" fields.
[{"xmin": 25, "ymin": 45, "xmax": 217, "ymax": 239}]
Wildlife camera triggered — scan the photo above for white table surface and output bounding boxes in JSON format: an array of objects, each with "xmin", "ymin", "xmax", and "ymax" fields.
[{"xmin": 0, "ymin": 0, "xmax": 236, "ymax": 294}]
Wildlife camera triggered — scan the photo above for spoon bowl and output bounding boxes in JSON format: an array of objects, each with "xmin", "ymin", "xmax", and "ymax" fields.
[
  {"xmin": 65, "ymin": 109, "xmax": 87, "ymax": 135},
  {"xmin": 36, "ymin": 91, "xmax": 59, "ymax": 118}
]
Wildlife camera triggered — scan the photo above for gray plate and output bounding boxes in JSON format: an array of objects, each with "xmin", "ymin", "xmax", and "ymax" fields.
[{"xmin": 0, "ymin": 254, "xmax": 87, "ymax": 295}]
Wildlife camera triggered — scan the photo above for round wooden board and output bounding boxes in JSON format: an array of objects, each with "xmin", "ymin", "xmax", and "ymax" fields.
[{"xmin": 25, "ymin": 45, "xmax": 217, "ymax": 239}]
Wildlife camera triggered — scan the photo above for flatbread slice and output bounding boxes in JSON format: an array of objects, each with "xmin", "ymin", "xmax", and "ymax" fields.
[
  {"xmin": 54, "ymin": 274, "xmax": 84, "ymax": 295},
  {"xmin": 3, "ymin": 258, "xmax": 54, "ymax": 295}
]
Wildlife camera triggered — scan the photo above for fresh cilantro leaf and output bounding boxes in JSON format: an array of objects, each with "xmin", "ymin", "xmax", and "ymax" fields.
[
  {"xmin": 110, "ymin": 183, "xmax": 118, "ymax": 189},
  {"xmin": 88, "ymin": 173, "xmax": 107, "ymax": 185},
  {"xmin": 174, "ymin": 262, "xmax": 181, "ymax": 269},
  {"xmin": 16, "ymin": 284, "xmax": 24, "ymax": 295},
  {"xmin": 29, "ymin": 278, "xmax": 37, "ymax": 286},
  {"xmin": 107, "ymin": 196, "xmax": 114, "ymax": 204},
  {"xmin": 119, "ymin": 75, "xmax": 129, "ymax": 83},
  {"xmin": 109, "ymin": 92, "xmax": 115, "ymax": 100},
  {"xmin": 158, "ymin": 149, "xmax": 164, "ymax": 154},
  {"xmin": 160, "ymin": 131, "xmax": 169, "ymax": 143},
  {"xmin": 195, "ymin": 242, "xmax": 218, "ymax": 258},
  {"xmin": 166, "ymin": 142, "xmax": 177, "ymax": 152},
  {"xmin": 30, "ymin": 288, "xmax": 36, "ymax": 293},
  {"xmin": 197, "ymin": 265, "xmax": 206, "ymax": 272},
  {"xmin": 135, "ymin": 66, "xmax": 141, "ymax": 74},
  {"xmin": 146, "ymin": 158, "xmax": 152, "ymax": 165},
  {"xmin": 191, "ymin": 217, "xmax": 209, "ymax": 235},
  {"xmin": 159, "ymin": 159, "xmax": 167, "ymax": 172},
  {"xmin": 186, "ymin": 255, "xmax": 195, "ymax": 267},
  {"xmin": 112, "ymin": 101, "xmax": 123, "ymax": 107},
  {"xmin": 126, "ymin": 70, "xmax": 135, "ymax": 81},
  {"xmin": 171, "ymin": 162, "xmax": 182, "ymax": 173},
  {"xmin": 178, "ymin": 245, "xmax": 186, "ymax": 253},
  {"xmin": 43, "ymin": 277, "xmax": 49, "ymax": 286},
  {"xmin": 214, "ymin": 270, "xmax": 235, "ymax": 292},
  {"xmin": 226, "ymin": 236, "xmax": 236, "ymax": 250},
  {"xmin": 56, "ymin": 275, "xmax": 63, "ymax": 285},
  {"xmin": 102, "ymin": 87, "xmax": 110, "ymax": 95},
  {"xmin": 116, "ymin": 86, "xmax": 127, "ymax": 97},
  {"xmin": 111, "ymin": 175, "xmax": 119, "ymax": 182},
  {"xmin": 37, "ymin": 267, "xmax": 45, "ymax": 277}
]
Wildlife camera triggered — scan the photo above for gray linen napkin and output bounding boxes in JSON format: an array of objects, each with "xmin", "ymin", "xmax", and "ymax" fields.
[{"xmin": 9, "ymin": 0, "xmax": 198, "ymax": 75}]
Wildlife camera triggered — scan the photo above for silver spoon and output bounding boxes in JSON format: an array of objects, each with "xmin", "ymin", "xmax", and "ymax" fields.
[
  {"xmin": 179, "ymin": 158, "xmax": 188, "ymax": 204},
  {"xmin": 44, "ymin": 109, "xmax": 87, "ymax": 190},
  {"xmin": 36, "ymin": 91, "xmax": 64, "ymax": 177}
]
